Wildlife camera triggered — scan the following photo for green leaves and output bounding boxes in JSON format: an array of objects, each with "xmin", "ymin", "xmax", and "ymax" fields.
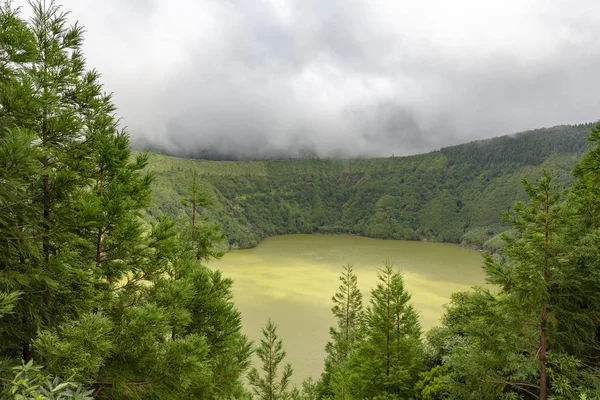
[
  {"xmin": 0, "ymin": 360, "xmax": 94, "ymax": 400},
  {"xmin": 248, "ymin": 319, "xmax": 293, "ymax": 400},
  {"xmin": 34, "ymin": 313, "xmax": 114, "ymax": 383},
  {"xmin": 432, "ymin": 136, "xmax": 600, "ymax": 399},
  {"xmin": 346, "ymin": 263, "xmax": 424, "ymax": 399},
  {"xmin": 0, "ymin": 290, "xmax": 20, "ymax": 317},
  {"xmin": 0, "ymin": 2, "xmax": 252, "ymax": 398},
  {"xmin": 320, "ymin": 264, "xmax": 365, "ymax": 399}
]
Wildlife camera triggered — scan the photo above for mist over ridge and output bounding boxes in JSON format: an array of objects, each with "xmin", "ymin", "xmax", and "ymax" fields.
[
  {"xmin": 132, "ymin": 122, "xmax": 596, "ymax": 161},
  {"xmin": 37, "ymin": 0, "xmax": 600, "ymax": 159}
]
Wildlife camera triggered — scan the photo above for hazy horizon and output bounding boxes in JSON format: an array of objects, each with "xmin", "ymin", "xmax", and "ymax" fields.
[
  {"xmin": 16, "ymin": 0, "xmax": 600, "ymax": 158},
  {"xmin": 134, "ymin": 122, "xmax": 594, "ymax": 160}
]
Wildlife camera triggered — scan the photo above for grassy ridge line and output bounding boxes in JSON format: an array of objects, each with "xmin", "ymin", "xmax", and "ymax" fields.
[
  {"xmin": 139, "ymin": 123, "xmax": 593, "ymax": 251},
  {"xmin": 143, "ymin": 152, "xmax": 268, "ymax": 176}
]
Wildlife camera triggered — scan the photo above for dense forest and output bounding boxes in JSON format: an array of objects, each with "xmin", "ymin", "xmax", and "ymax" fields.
[
  {"xmin": 145, "ymin": 124, "xmax": 591, "ymax": 251},
  {"xmin": 1, "ymin": 1, "xmax": 600, "ymax": 399}
]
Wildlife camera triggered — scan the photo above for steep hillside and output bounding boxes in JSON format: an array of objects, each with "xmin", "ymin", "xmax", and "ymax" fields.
[{"xmin": 144, "ymin": 124, "xmax": 593, "ymax": 250}]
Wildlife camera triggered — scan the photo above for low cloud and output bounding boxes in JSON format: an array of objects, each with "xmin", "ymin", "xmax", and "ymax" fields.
[{"xmin": 34, "ymin": 0, "xmax": 600, "ymax": 158}]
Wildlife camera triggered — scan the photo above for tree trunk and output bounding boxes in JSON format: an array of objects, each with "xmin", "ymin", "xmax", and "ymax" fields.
[
  {"xmin": 386, "ymin": 273, "xmax": 390, "ymax": 384},
  {"xmin": 540, "ymin": 301, "xmax": 548, "ymax": 400},
  {"xmin": 95, "ymin": 228, "xmax": 103, "ymax": 264},
  {"xmin": 539, "ymin": 190, "xmax": 550, "ymax": 400},
  {"xmin": 345, "ymin": 272, "xmax": 350, "ymax": 359},
  {"xmin": 95, "ymin": 167, "xmax": 104, "ymax": 265},
  {"xmin": 191, "ymin": 199, "xmax": 196, "ymax": 240},
  {"xmin": 23, "ymin": 342, "xmax": 31, "ymax": 363},
  {"xmin": 42, "ymin": 174, "xmax": 50, "ymax": 262}
]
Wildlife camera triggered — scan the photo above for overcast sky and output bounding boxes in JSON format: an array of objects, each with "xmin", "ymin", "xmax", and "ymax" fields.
[{"xmin": 20, "ymin": 0, "xmax": 600, "ymax": 158}]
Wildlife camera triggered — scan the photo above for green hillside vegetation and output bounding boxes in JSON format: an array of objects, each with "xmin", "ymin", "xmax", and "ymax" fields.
[{"xmin": 145, "ymin": 124, "xmax": 591, "ymax": 250}]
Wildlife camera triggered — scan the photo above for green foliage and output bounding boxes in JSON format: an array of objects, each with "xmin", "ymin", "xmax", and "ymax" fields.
[
  {"xmin": 439, "ymin": 288, "xmax": 539, "ymax": 399},
  {"xmin": 0, "ymin": 291, "xmax": 20, "ymax": 318},
  {"xmin": 1, "ymin": 361, "xmax": 93, "ymax": 400},
  {"xmin": 300, "ymin": 378, "xmax": 319, "ymax": 400},
  {"xmin": 560, "ymin": 123, "xmax": 600, "ymax": 359},
  {"xmin": 290, "ymin": 378, "xmax": 319, "ymax": 400},
  {"xmin": 248, "ymin": 319, "xmax": 293, "ymax": 400},
  {"xmin": 319, "ymin": 265, "xmax": 364, "ymax": 400},
  {"xmin": 33, "ymin": 314, "xmax": 114, "ymax": 384},
  {"xmin": 2, "ymin": 2, "xmax": 600, "ymax": 399},
  {"xmin": 428, "ymin": 132, "xmax": 600, "ymax": 399},
  {"xmin": 414, "ymin": 365, "xmax": 446, "ymax": 400},
  {"xmin": 143, "ymin": 124, "xmax": 591, "ymax": 250},
  {"xmin": 347, "ymin": 263, "xmax": 424, "ymax": 399},
  {"xmin": 181, "ymin": 169, "xmax": 225, "ymax": 261},
  {"xmin": 0, "ymin": 2, "xmax": 252, "ymax": 398}
]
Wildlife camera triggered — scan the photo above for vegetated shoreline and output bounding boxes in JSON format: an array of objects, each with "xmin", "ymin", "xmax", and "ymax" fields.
[
  {"xmin": 224, "ymin": 231, "xmax": 488, "ymax": 253},
  {"xmin": 146, "ymin": 124, "xmax": 590, "ymax": 252}
]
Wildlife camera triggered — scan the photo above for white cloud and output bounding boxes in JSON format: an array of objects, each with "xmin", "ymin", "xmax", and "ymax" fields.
[{"xmin": 17, "ymin": 0, "xmax": 600, "ymax": 157}]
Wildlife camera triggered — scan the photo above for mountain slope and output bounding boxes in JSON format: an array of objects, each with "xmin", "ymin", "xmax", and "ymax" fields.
[{"xmin": 143, "ymin": 124, "xmax": 593, "ymax": 250}]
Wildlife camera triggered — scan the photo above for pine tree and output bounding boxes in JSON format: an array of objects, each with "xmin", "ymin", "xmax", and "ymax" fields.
[
  {"xmin": 175, "ymin": 170, "xmax": 252, "ymax": 396},
  {"xmin": 484, "ymin": 172, "xmax": 563, "ymax": 399},
  {"xmin": 86, "ymin": 110, "xmax": 152, "ymax": 281},
  {"xmin": 560, "ymin": 123, "xmax": 600, "ymax": 361},
  {"xmin": 181, "ymin": 169, "xmax": 224, "ymax": 261},
  {"xmin": 348, "ymin": 263, "xmax": 423, "ymax": 399},
  {"xmin": 437, "ymin": 287, "xmax": 539, "ymax": 399},
  {"xmin": 289, "ymin": 378, "xmax": 318, "ymax": 400},
  {"xmin": 0, "ymin": 0, "xmax": 102, "ymax": 363},
  {"xmin": 248, "ymin": 319, "xmax": 293, "ymax": 400},
  {"xmin": 438, "ymin": 169, "xmax": 600, "ymax": 399},
  {"xmin": 319, "ymin": 264, "xmax": 364, "ymax": 399},
  {"xmin": 1, "ymin": 2, "xmax": 253, "ymax": 398}
]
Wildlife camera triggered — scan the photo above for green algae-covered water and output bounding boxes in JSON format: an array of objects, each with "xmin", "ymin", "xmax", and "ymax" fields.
[{"xmin": 209, "ymin": 234, "xmax": 485, "ymax": 383}]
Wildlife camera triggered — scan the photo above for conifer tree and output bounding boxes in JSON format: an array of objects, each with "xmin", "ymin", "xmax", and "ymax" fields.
[
  {"xmin": 559, "ymin": 123, "xmax": 600, "ymax": 361},
  {"xmin": 0, "ymin": 2, "xmax": 254, "ymax": 398},
  {"xmin": 319, "ymin": 264, "xmax": 364, "ymax": 399},
  {"xmin": 436, "ymin": 169, "xmax": 600, "ymax": 399},
  {"xmin": 301, "ymin": 377, "xmax": 319, "ymax": 400},
  {"xmin": 290, "ymin": 378, "xmax": 318, "ymax": 400},
  {"xmin": 248, "ymin": 319, "xmax": 293, "ymax": 400},
  {"xmin": 181, "ymin": 169, "xmax": 224, "ymax": 261},
  {"xmin": 484, "ymin": 172, "xmax": 563, "ymax": 399},
  {"xmin": 86, "ymin": 108, "xmax": 152, "ymax": 279},
  {"xmin": 0, "ymin": 0, "xmax": 102, "ymax": 363},
  {"xmin": 348, "ymin": 263, "xmax": 423, "ymax": 399}
]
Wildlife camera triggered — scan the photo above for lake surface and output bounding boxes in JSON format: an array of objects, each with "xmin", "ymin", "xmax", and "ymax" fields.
[{"xmin": 209, "ymin": 234, "xmax": 485, "ymax": 383}]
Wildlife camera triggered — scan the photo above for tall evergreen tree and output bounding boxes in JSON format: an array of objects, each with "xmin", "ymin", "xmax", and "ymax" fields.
[
  {"xmin": 0, "ymin": 0, "xmax": 102, "ymax": 363},
  {"xmin": 484, "ymin": 172, "xmax": 563, "ymax": 399},
  {"xmin": 0, "ymin": 2, "xmax": 254, "ymax": 398},
  {"xmin": 435, "ymin": 168, "xmax": 600, "ymax": 399},
  {"xmin": 86, "ymin": 108, "xmax": 152, "ymax": 279},
  {"xmin": 319, "ymin": 264, "xmax": 364, "ymax": 399},
  {"xmin": 248, "ymin": 319, "xmax": 293, "ymax": 400},
  {"xmin": 348, "ymin": 263, "xmax": 423, "ymax": 399},
  {"xmin": 559, "ymin": 123, "xmax": 600, "ymax": 361},
  {"xmin": 181, "ymin": 169, "xmax": 224, "ymax": 261}
]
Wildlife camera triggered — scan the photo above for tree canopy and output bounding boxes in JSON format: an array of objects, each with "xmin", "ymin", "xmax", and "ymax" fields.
[{"xmin": 0, "ymin": 2, "xmax": 251, "ymax": 398}]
